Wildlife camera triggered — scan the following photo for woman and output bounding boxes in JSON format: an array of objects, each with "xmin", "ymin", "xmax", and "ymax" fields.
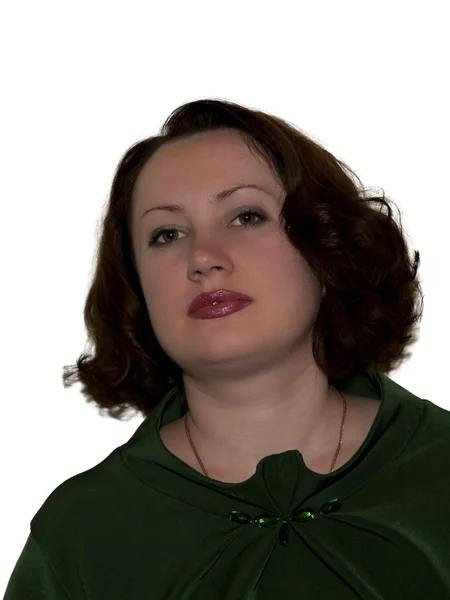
[{"xmin": 5, "ymin": 98, "xmax": 449, "ymax": 599}]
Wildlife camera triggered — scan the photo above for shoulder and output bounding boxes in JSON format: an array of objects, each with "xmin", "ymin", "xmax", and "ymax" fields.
[
  {"xmin": 30, "ymin": 448, "xmax": 126, "ymax": 546},
  {"xmin": 414, "ymin": 397, "xmax": 450, "ymax": 447}
]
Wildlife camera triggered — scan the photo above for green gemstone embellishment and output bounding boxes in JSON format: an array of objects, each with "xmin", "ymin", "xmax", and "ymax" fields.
[
  {"xmin": 228, "ymin": 498, "xmax": 342, "ymax": 546},
  {"xmin": 319, "ymin": 498, "xmax": 342, "ymax": 515},
  {"xmin": 229, "ymin": 510, "xmax": 253, "ymax": 525},
  {"xmin": 279, "ymin": 521, "xmax": 289, "ymax": 545},
  {"xmin": 254, "ymin": 514, "xmax": 282, "ymax": 528},
  {"xmin": 291, "ymin": 508, "xmax": 316, "ymax": 522}
]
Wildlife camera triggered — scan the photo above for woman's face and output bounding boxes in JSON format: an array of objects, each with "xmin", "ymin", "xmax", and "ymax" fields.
[{"xmin": 131, "ymin": 128, "xmax": 324, "ymax": 381}]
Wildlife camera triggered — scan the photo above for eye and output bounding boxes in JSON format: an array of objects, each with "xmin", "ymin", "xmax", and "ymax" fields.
[{"xmin": 147, "ymin": 208, "xmax": 268, "ymax": 248}]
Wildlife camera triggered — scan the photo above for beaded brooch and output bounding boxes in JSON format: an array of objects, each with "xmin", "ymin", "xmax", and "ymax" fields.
[{"xmin": 229, "ymin": 498, "xmax": 342, "ymax": 546}]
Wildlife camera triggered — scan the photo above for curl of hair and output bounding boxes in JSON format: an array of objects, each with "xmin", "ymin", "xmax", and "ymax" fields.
[{"xmin": 62, "ymin": 98, "xmax": 424, "ymax": 420}]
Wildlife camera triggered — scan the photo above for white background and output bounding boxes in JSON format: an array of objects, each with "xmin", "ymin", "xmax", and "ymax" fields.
[{"xmin": 1, "ymin": 0, "xmax": 448, "ymax": 592}]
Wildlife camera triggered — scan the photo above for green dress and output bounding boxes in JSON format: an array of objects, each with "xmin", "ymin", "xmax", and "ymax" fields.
[{"xmin": 4, "ymin": 365, "xmax": 450, "ymax": 599}]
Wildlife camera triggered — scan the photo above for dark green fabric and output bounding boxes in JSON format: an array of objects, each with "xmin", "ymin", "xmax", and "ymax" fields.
[{"xmin": 4, "ymin": 365, "xmax": 450, "ymax": 599}]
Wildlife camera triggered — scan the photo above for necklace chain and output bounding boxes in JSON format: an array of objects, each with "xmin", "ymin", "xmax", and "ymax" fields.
[{"xmin": 185, "ymin": 386, "xmax": 347, "ymax": 477}]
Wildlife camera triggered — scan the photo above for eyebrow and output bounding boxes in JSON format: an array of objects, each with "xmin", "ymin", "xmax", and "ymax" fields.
[{"xmin": 140, "ymin": 184, "xmax": 270, "ymax": 220}]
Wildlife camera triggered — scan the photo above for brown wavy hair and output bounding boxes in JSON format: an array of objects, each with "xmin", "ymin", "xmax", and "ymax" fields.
[{"xmin": 62, "ymin": 98, "xmax": 424, "ymax": 420}]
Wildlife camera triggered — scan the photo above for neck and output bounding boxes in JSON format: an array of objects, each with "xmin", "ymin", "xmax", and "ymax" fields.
[{"xmin": 181, "ymin": 374, "xmax": 343, "ymax": 473}]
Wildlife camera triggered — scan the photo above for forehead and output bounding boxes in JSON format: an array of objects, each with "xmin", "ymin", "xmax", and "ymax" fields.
[{"xmin": 133, "ymin": 129, "xmax": 281, "ymax": 205}]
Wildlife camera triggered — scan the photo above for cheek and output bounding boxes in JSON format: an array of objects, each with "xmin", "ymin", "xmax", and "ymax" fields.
[
  {"xmin": 141, "ymin": 276, "xmax": 176, "ymax": 328},
  {"xmin": 261, "ymin": 242, "xmax": 311, "ymax": 282},
  {"xmin": 265, "ymin": 248, "xmax": 322, "ymax": 309},
  {"xmin": 145, "ymin": 295, "xmax": 180, "ymax": 357}
]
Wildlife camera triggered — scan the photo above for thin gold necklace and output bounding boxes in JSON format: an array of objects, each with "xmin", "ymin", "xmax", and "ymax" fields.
[{"xmin": 184, "ymin": 386, "xmax": 347, "ymax": 477}]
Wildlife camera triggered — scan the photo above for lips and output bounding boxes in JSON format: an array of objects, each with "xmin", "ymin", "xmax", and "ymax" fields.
[{"xmin": 188, "ymin": 289, "xmax": 253, "ymax": 315}]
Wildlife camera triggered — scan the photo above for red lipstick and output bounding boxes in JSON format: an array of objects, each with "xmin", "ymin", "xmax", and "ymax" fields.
[{"xmin": 188, "ymin": 289, "xmax": 253, "ymax": 319}]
